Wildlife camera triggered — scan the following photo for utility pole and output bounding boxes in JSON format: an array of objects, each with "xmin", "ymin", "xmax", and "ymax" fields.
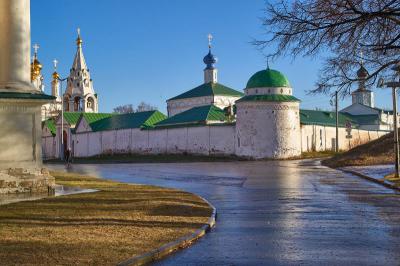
[
  {"xmin": 392, "ymin": 86, "xmax": 399, "ymax": 177},
  {"xmin": 378, "ymin": 62, "xmax": 400, "ymax": 178},
  {"xmin": 335, "ymin": 90, "xmax": 339, "ymax": 153}
]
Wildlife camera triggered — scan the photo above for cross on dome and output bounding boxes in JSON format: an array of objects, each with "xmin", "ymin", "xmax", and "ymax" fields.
[
  {"xmin": 76, "ymin": 27, "xmax": 83, "ymax": 46},
  {"xmin": 359, "ymin": 50, "xmax": 364, "ymax": 65},
  {"xmin": 53, "ymin": 59, "xmax": 58, "ymax": 71},
  {"xmin": 33, "ymin": 43, "xmax": 39, "ymax": 58},
  {"xmin": 208, "ymin": 33, "xmax": 213, "ymax": 49}
]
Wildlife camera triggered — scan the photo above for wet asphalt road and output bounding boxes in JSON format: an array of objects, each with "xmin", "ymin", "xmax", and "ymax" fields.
[{"xmin": 49, "ymin": 160, "xmax": 400, "ymax": 265}]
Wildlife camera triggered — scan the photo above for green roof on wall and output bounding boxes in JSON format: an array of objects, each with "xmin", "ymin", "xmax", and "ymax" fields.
[
  {"xmin": 89, "ymin": 110, "xmax": 167, "ymax": 132},
  {"xmin": 168, "ymin": 82, "xmax": 243, "ymax": 101},
  {"xmin": 155, "ymin": 104, "xmax": 226, "ymax": 128}
]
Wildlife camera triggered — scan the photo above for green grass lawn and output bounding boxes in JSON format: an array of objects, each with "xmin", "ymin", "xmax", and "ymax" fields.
[{"xmin": 0, "ymin": 171, "xmax": 212, "ymax": 265}]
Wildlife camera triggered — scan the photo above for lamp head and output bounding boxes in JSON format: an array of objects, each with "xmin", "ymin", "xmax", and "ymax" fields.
[{"xmin": 377, "ymin": 77, "xmax": 385, "ymax": 88}]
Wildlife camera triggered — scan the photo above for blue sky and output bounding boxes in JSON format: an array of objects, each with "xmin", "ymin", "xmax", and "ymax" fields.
[{"xmin": 31, "ymin": 0, "xmax": 393, "ymax": 113}]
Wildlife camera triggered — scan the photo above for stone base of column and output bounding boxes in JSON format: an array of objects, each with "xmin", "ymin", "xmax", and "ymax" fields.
[
  {"xmin": 0, "ymin": 92, "xmax": 55, "ymax": 194},
  {"xmin": 0, "ymin": 168, "xmax": 55, "ymax": 194}
]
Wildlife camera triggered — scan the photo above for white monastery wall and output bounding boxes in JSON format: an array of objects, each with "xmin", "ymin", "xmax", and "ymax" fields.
[
  {"xmin": 300, "ymin": 124, "xmax": 388, "ymax": 152},
  {"xmin": 187, "ymin": 126, "xmax": 210, "ymax": 155},
  {"xmin": 101, "ymin": 130, "xmax": 116, "ymax": 154},
  {"xmin": 75, "ymin": 133, "xmax": 88, "ymax": 157},
  {"xmin": 88, "ymin": 132, "xmax": 101, "ymax": 156},
  {"xmin": 148, "ymin": 129, "xmax": 167, "ymax": 154},
  {"xmin": 115, "ymin": 129, "xmax": 131, "ymax": 153},
  {"xmin": 43, "ymin": 122, "xmax": 389, "ymax": 159},
  {"xmin": 42, "ymin": 136, "xmax": 56, "ymax": 159},
  {"xmin": 209, "ymin": 125, "xmax": 236, "ymax": 155},
  {"xmin": 132, "ymin": 129, "xmax": 148, "ymax": 153},
  {"xmin": 166, "ymin": 128, "xmax": 189, "ymax": 153},
  {"xmin": 62, "ymin": 124, "xmax": 236, "ymax": 158}
]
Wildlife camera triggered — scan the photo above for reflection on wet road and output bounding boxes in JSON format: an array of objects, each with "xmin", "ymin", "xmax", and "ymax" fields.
[{"xmin": 48, "ymin": 160, "xmax": 400, "ymax": 265}]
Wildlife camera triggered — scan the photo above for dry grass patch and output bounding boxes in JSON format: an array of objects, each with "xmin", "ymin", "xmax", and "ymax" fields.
[
  {"xmin": 0, "ymin": 171, "xmax": 212, "ymax": 265},
  {"xmin": 323, "ymin": 131, "xmax": 394, "ymax": 168}
]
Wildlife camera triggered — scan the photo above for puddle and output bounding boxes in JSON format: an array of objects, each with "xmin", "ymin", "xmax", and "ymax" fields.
[{"xmin": 0, "ymin": 185, "xmax": 98, "ymax": 206}]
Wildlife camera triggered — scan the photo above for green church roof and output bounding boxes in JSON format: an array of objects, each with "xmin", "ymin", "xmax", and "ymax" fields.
[
  {"xmin": 236, "ymin": 94, "xmax": 300, "ymax": 103},
  {"xmin": 76, "ymin": 113, "xmax": 115, "ymax": 130},
  {"xmin": 246, "ymin": 68, "xmax": 290, "ymax": 88},
  {"xmin": 62, "ymin": 112, "xmax": 82, "ymax": 126},
  {"xmin": 168, "ymin": 82, "xmax": 243, "ymax": 101},
  {"xmin": 81, "ymin": 113, "xmax": 114, "ymax": 124},
  {"xmin": 155, "ymin": 104, "xmax": 226, "ymax": 128},
  {"xmin": 89, "ymin": 110, "xmax": 167, "ymax": 132},
  {"xmin": 42, "ymin": 119, "xmax": 56, "ymax": 136},
  {"xmin": 300, "ymin": 109, "xmax": 358, "ymax": 127}
]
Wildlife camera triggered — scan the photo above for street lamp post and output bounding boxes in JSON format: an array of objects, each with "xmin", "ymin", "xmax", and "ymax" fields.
[
  {"xmin": 378, "ymin": 63, "xmax": 400, "ymax": 178},
  {"xmin": 333, "ymin": 87, "xmax": 346, "ymax": 153},
  {"xmin": 54, "ymin": 59, "xmax": 68, "ymax": 160}
]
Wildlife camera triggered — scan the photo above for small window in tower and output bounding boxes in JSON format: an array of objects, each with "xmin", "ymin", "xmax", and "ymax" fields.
[
  {"xmin": 77, "ymin": 82, "xmax": 80, "ymax": 87},
  {"xmin": 280, "ymin": 89, "xmax": 283, "ymax": 93},
  {"xmin": 255, "ymin": 89, "xmax": 258, "ymax": 94}
]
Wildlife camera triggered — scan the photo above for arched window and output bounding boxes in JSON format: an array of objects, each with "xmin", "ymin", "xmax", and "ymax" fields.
[
  {"xmin": 87, "ymin": 97, "xmax": 94, "ymax": 110},
  {"xmin": 74, "ymin": 97, "xmax": 82, "ymax": 111},
  {"xmin": 64, "ymin": 96, "xmax": 70, "ymax": 111}
]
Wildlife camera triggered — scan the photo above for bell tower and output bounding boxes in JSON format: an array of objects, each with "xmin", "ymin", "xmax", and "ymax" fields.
[{"xmin": 63, "ymin": 28, "xmax": 98, "ymax": 113}]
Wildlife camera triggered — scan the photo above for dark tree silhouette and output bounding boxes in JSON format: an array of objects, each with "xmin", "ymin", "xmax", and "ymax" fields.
[
  {"xmin": 113, "ymin": 102, "xmax": 157, "ymax": 114},
  {"xmin": 256, "ymin": 0, "xmax": 400, "ymax": 97},
  {"xmin": 113, "ymin": 104, "xmax": 134, "ymax": 114}
]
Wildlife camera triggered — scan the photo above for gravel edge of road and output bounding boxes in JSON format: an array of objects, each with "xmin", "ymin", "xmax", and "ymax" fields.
[
  {"xmin": 117, "ymin": 197, "xmax": 217, "ymax": 266},
  {"xmin": 338, "ymin": 168, "xmax": 400, "ymax": 192}
]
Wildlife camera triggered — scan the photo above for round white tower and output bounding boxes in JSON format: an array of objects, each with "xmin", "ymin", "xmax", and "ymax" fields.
[{"xmin": 235, "ymin": 68, "xmax": 301, "ymax": 159}]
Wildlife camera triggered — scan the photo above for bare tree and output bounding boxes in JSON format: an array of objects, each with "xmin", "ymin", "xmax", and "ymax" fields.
[
  {"xmin": 113, "ymin": 104, "xmax": 134, "ymax": 114},
  {"xmin": 256, "ymin": 0, "xmax": 400, "ymax": 97},
  {"xmin": 135, "ymin": 101, "xmax": 157, "ymax": 112},
  {"xmin": 113, "ymin": 102, "xmax": 157, "ymax": 114}
]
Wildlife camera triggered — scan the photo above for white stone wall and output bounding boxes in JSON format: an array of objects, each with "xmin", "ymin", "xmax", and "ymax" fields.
[
  {"xmin": 42, "ymin": 136, "xmax": 57, "ymax": 159},
  {"xmin": 300, "ymin": 124, "xmax": 388, "ymax": 152},
  {"xmin": 69, "ymin": 124, "xmax": 236, "ymax": 157},
  {"xmin": 44, "ymin": 120, "xmax": 389, "ymax": 159},
  {"xmin": 235, "ymin": 101, "xmax": 301, "ymax": 159}
]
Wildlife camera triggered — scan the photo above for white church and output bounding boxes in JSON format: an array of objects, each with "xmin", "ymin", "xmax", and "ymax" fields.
[{"xmin": 40, "ymin": 32, "xmax": 392, "ymax": 160}]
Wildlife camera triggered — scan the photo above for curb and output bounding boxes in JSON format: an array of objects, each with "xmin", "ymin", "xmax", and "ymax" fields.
[
  {"xmin": 339, "ymin": 168, "xmax": 400, "ymax": 192},
  {"xmin": 117, "ymin": 196, "xmax": 217, "ymax": 266}
]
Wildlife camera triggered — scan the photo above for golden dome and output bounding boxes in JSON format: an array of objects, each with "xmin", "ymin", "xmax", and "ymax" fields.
[
  {"xmin": 76, "ymin": 36, "xmax": 83, "ymax": 46},
  {"xmin": 52, "ymin": 71, "xmax": 60, "ymax": 80},
  {"xmin": 31, "ymin": 59, "xmax": 42, "ymax": 81}
]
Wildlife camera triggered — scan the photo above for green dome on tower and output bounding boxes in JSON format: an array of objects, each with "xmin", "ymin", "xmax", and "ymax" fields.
[{"xmin": 246, "ymin": 68, "xmax": 290, "ymax": 88}]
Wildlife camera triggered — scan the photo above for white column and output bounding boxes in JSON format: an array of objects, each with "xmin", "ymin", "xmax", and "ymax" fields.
[{"xmin": 0, "ymin": 0, "xmax": 36, "ymax": 92}]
